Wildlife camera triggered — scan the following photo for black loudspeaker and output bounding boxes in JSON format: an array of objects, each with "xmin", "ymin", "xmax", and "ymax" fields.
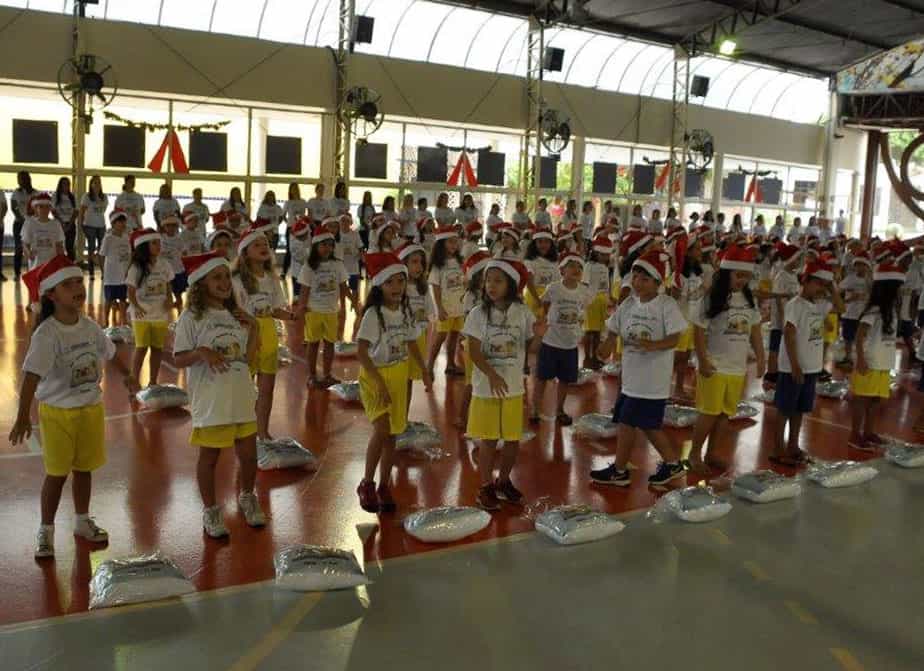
[
  {"xmin": 543, "ymin": 47, "xmax": 564, "ymax": 72},
  {"xmin": 354, "ymin": 16, "xmax": 374, "ymax": 44},
  {"xmin": 691, "ymin": 75, "xmax": 710, "ymax": 98}
]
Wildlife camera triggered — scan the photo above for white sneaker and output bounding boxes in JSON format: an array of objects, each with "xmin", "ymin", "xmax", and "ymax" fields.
[
  {"xmin": 203, "ymin": 506, "xmax": 229, "ymax": 538},
  {"xmin": 238, "ymin": 491, "xmax": 266, "ymax": 527},
  {"xmin": 74, "ymin": 516, "xmax": 108, "ymax": 543},
  {"xmin": 35, "ymin": 526, "xmax": 54, "ymax": 559}
]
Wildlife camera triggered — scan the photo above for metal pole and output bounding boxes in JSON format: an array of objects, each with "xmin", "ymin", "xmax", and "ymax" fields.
[
  {"xmin": 333, "ymin": 0, "xmax": 355, "ymax": 187},
  {"xmin": 523, "ymin": 15, "xmax": 543, "ymax": 205},
  {"xmin": 859, "ymin": 130, "xmax": 880, "ymax": 240},
  {"xmin": 668, "ymin": 44, "xmax": 690, "ymax": 220}
]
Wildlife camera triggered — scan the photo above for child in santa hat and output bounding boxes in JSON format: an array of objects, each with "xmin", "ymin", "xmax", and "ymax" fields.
[{"xmin": 126, "ymin": 228, "xmax": 175, "ymax": 387}]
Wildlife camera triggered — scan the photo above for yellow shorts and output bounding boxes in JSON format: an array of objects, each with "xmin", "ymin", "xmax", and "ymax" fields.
[
  {"xmin": 305, "ymin": 311, "xmax": 338, "ymax": 344},
  {"xmin": 759, "ymin": 279, "xmax": 772, "ymax": 294},
  {"xmin": 132, "ymin": 320, "xmax": 168, "ymax": 349},
  {"xmin": 583, "ymin": 292, "xmax": 608, "ymax": 333},
  {"xmin": 464, "ymin": 348, "xmax": 474, "ymax": 385},
  {"xmin": 824, "ymin": 313, "xmax": 839, "ymax": 345},
  {"xmin": 437, "ymin": 315, "xmax": 464, "ymax": 333},
  {"xmin": 39, "ymin": 402, "xmax": 106, "ymax": 477},
  {"xmin": 850, "ymin": 369, "xmax": 891, "ymax": 399},
  {"xmin": 466, "ymin": 394, "xmax": 524, "ymax": 442},
  {"xmin": 675, "ymin": 324, "xmax": 695, "ymax": 352},
  {"xmin": 252, "ymin": 316, "xmax": 279, "ymax": 375},
  {"xmin": 696, "ymin": 372, "xmax": 746, "ymax": 417},
  {"xmin": 408, "ymin": 331, "xmax": 428, "ymax": 380},
  {"xmin": 359, "ymin": 359, "xmax": 409, "ymax": 435},
  {"xmin": 525, "ymin": 286, "xmax": 547, "ymax": 318},
  {"xmin": 191, "ymin": 421, "xmax": 258, "ymax": 448}
]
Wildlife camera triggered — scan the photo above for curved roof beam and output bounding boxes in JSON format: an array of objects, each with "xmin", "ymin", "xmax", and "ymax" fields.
[
  {"xmin": 303, "ymin": 0, "xmax": 322, "ymax": 46},
  {"xmin": 388, "ymin": 0, "xmax": 417, "ymax": 56},
  {"xmin": 426, "ymin": 6, "xmax": 457, "ymax": 61},
  {"xmin": 770, "ymin": 78, "xmax": 804, "ymax": 118},
  {"xmin": 747, "ymin": 71, "xmax": 790, "ymax": 114},
  {"xmin": 463, "ymin": 11, "xmax": 495, "ymax": 68},
  {"xmin": 593, "ymin": 39, "xmax": 630, "ymax": 89},
  {"xmin": 615, "ymin": 44, "xmax": 656, "ymax": 93},
  {"xmin": 495, "ymin": 20, "xmax": 527, "ymax": 72},
  {"xmin": 314, "ymin": 0, "xmax": 335, "ymax": 46},
  {"xmin": 208, "ymin": 0, "xmax": 219, "ymax": 31},
  {"xmin": 724, "ymin": 66, "xmax": 760, "ymax": 109},
  {"xmin": 255, "ymin": 0, "xmax": 270, "ymax": 38},
  {"xmin": 563, "ymin": 32, "xmax": 597, "ymax": 82},
  {"xmin": 643, "ymin": 50, "xmax": 674, "ymax": 98}
]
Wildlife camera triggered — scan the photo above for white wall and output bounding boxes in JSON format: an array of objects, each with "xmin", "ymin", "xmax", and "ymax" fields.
[{"xmin": 0, "ymin": 6, "xmax": 829, "ymax": 168}]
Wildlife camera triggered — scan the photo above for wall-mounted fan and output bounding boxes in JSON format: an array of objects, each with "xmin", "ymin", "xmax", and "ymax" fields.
[
  {"xmin": 539, "ymin": 108, "xmax": 571, "ymax": 155},
  {"xmin": 57, "ymin": 53, "xmax": 118, "ymax": 129},
  {"xmin": 685, "ymin": 128, "xmax": 714, "ymax": 172},
  {"xmin": 342, "ymin": 86, "xmax": 384, "ymax": 144}
]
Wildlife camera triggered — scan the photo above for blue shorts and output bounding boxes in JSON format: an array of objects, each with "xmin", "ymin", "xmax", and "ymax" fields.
[
  {"xmin": 537, "ymin": 343, "xmax": 578, "ymax": 383},
  {"xmin": 841, "ymin": 318, "xmax": 859, "ymax": 343},
  {"xmin": 171, "ymin": 273, "xmax": 188, "ymax": 296},
  {"xmin": 918, "ymin": 310, "xmax": 924, "ymax": 328},
  {"xmin": 348, "ymin": 274, "xmax": 360, "ymax": 295},
  {"xmin": 292, "ymin": 279, "xmax": 301, "ymax": 297},
  {"xmin": 774, "ymin": 371, "xmax": 819, "ymax": 415},
  {"xmin": 898, "ymin": 320, "xmax": 914, "ymax": 339},
  {"xmin": 612, "ymin": 394, "xmax": 667, "ymax": 430},
  {"xmin": 104, "ymin": 284, "xmax": 127, "ymax": 302},
  {"xmin": 769, "ymin": 329, "xmax": 782, "ymax": 353}
]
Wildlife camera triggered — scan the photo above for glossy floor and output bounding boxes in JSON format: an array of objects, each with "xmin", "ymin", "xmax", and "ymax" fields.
[{"xmin": 0, "ymin": 278, "xmax": 921, "ymax": 640}]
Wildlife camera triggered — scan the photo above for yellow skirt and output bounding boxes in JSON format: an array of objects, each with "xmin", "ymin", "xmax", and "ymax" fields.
[
  {"xmin": 583, "ymin": 292, "xmax": 609, "ymax": 333},
  {"xmin": 525, "ymin": 285, "xmax": 547, "ymax": 318},
  {"xmin": 850, "ymin": 369, "xmax": 890, "ymax": 399},
  {"xmin": 408, "ymin": 330, "xmax": 428, "ymax": 381},
  {"xmin": 191, "ymin": 421, "xmax": 258, "ymax": 448},
  {"xmin": 695, "ymin": 372, "xmax": 746, "ymax": 417},
  {"xmin": 675, "ymin": 324, "xmax": 695, "ymax": 353},
  {"xmin": 252, "ymin": 315, "xmax": 279, "ymax": 375},
  {"xmin": 359, "ymin": 359, "xmax": 410, "ymax": 435},
  {"xmin": 39, "ymin": 402, "xmax": 105, "ymax": 476},
  {"xmin": 823, "ymin": 313, "xmax": 839, "ymax": 345}
]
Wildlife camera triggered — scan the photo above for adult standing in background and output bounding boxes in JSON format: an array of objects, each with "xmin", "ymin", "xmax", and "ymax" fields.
[
  {"xmin": 835, "ymin": 209, "xmax": 847, "ymax": 236},
  {"xmin": 356, "ymin": 190, "xmax": 375, "ymax": 251},
  {"xmin": 715, "ymin": 211, "xmax": 727, "ymax": 235},
  {"xmin": 768, "ymin": 214, "xmax": 785, "ymax": 240},
  {"xmin": 79, "ymin": 175, "xmax": 108, "ymax": 278},
  {"xmin": 579, "ymin": 200, "xmax": 595, "ymax": 240},
  {"xmin": 282, "ymin": 183, "xmax": 307, "ymax": 275},
  {"xmin": 152, "ymin": 183, "xmax": 181, "ymax": 228},
  {"xmin": 114, "ymin": 175, "xmax": 145, "ymax": 230},
  {"xmin": 0, "ymin": 188, "xmax": 7, "ymax": 281},
  {"xmin": 11, "ymin": 170, "xmax": 35, "ymax": 280},
  {"xmin": 454, "ymin": 193, "xmax": 479, "ymax": 230},
  {"xmin": 751, "ymin": 214, "xmax": 767, "ymax": 238},
  {"xmin": 306, "ymin": 182, "xmax": 328, "ymax": 225},
  {"xmin": 181, "ymin": 188, "xmax": 211, "ymax": 235},
  {"xmin": 220, "ymin": 186, "xmax": 249, "ymax": 236},
  {"xmin": 329, "ymin": 181, "xmax": 350, "ymax": 218},
  {"xmin": 434, "ymin": 192, "xmax": 455, "ymax": 228},
  {"xmin": 53, "ymin": 177, "xmax": 77, "ymax": 261}
]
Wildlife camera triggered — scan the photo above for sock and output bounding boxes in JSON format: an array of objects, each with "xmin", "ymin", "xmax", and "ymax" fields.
[
  {"xmin": 40, "ymin": 524, "xmax": 54, "ymax": 532},
  {"xmin": 75, "ymin": 513, "xmax": 89, "ymax": 525}
]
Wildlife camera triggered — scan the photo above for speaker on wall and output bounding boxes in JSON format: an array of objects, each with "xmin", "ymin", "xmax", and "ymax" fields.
[
  {"xmin": 266, "ymin": 136, "xmax": 302, "ymax": 175},
  {"xmin": 103, "ymin": 125, "xmax": 145, "ymax": 168},
  {"xmin": 533, "ymin": 156, "xmax": 558, "ymax": 189},
  {"xmin": 759, "ymin": 178, "xmax": 783, "ymax": 205},
  {"xmin": 592, "ymin": 162, "xmax": 618, "ymax": 194},
  {"xmin": 354, "ymin": 15, "xmax": 374, "ymax": 44},
  {"xmin": 476, "ymin": 150, "xmax": 505, "ymax": 186},
  {"xmin": 189, "ymin": 131, "xmax": 228, "ymax": 172},
  {"xmin": 691, "ymin": 75, "xmax": 710, "ymax": 98},
  {"xmin": 722, "ymin": 172, "xmax": 746, "ymax": 201},
  {"xmin": 416, "ymin": 146, "xmax": 448, "ymax": 183},
  {"xmin": 632, "ymin": 164, "xmax": 656, "ymax": 195},
  {"xmin": 684, "ymin": 169, "xmax": 704, "ymax": 198},
  {"xmin": 543, "ymin": 47, "xmax": 564, "ymax": 72},
  {"xmin": 354, "ymin": 142, "xmax": 388, "ymax": 179}
]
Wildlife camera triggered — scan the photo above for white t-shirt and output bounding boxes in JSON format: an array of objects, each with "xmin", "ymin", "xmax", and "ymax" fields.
[
  {"xmin": 778, "ymin": 296, "xmax": 832, "ymax": 374},
  {"xmin": 99, "ymin": 232, "xmax": 131, "ymax": 286},
  {"xmin": 768, "ymin": 223, "xmax": 785, "ymax": 240},
  {"xmin": 289, "ymin": 236, "xmax": 308, "ymax": 280},
  {"xmin": 305, "ymin": 197, "xmax": 329, "ymax": 222},
  {"xmin": 114, "ymin": 191, "xmax": 145, "ymax": 230},
  {"xmin": 23, "ymin": 315, "xmax": 115, "ymax": 409},
  {"xmin": 859, "ymin": 310, "xmax": 896, "ymax": 371},
  {"xmin": 179, "ymin": 229, "xmax": 207, "ymax": 257},
  {"xmin": 329, "ymin": 197, "xmax": 350, "ymax": 217},
  {"xmin": 677, "ymin": 273, "xmax": 705, "ymax": 319},
  {"xmin": 839, "ymin": 273, "xmax": 871, "ymax": 320},
  {"xmin": 605, "ymin": 294, "xmax": 686, "ymax": 399},
  {"xmin": 298, "ymin": 259, "xmax": 348, "ymax": 313},
  {"xmin": 647, "ymin": 217, "xmax": 663, "ymax": 235},
  {"xmin": 173, "ymin": 308, "xmax": 256, "ymax": 428},
  {"xmin": 463, "ymin": 302, "xmax": 535, "ymax": 399},
  {"xmin": 526, "ymin": 257, "xmax": 558, "ymax": 291},
  {"xmin": 454, "ymin": 208, "xmax": 479, "ymax": 227},
  {"xmin": 770, "ymin": 268, "xmax": 800, "ymax": 329},
  {"xmin": 153, "ymin": 198, "xmax": 180, "ymax": 224},
  {"xmin": 339, "ymin": 230, "xmax": 362, "ymax": 275},
  {"xmin": 22, "ymin": 218, "xmax": 64, "ymax": 268},
  {"xmin": 256, "ymin": 203, "xmax": 283, "ymax": 231},
  {"xmin": 434, "ymin": 207, "xmax": 455, "ymax": 227},
  {"xmin": 541, "ymin": 281, "xmax": 594, "ymax": 349},
  {"xmin": 462, "ymin": 240, "xmax": 482, "ymax": 261},
  {"xmin": 752, "ymin": 222, "xmax": 767, "ymax": 237},
  {"xmin": 583, "ymin": 261, "xmax": 610, "ymax": 296},
  {"xmin": 511, "ymin": 212, "xmax": 530, "ymax": 229},
  {"xmin": 692, "ymin": 292, "xmax": 761, "ymax": 375},
  {"xmin": 407, "ymin": 282, "xmax": 436, "ymax": 330},
  {"xmin": 534, "ymin": 210, "xmax": 552, "ymax": 230},
  {"xmin": 398, "ymin": 207, "xmax": 418, "ymax": 239},
  {"xmin": 485, "ymin": 213, "xmax": 504, "ymax": 240},
  {"xmin": 80, "ymin": 193, "xmax": 108, "ymax": 228},
  {"xmin": 125, "ymin": 257, "xmax": 175, "ymax": 322},
  {"xmin": 580, "ymin": 213, "xmax": 595, "ymax": 240},
  {"xmin": 181, "ymin": 201, "xmax": 210, "ymax": 233},
  {"xmin": 283, "ymin": 198, "xmax": 307, "ymax": 228},
  {"xmin": 160, "ymin": 232, "xmax": 184, "ymax": 274},
  {"xmin": 232, "ymin": 273, "xmax": 286, "ymax": 318},
  {"xmin": 53, "ymin": 195, "xmax": 76, "ymax": 225},
  {"xmin": 900, "ymin": 269, "xmax": 921, "ymax": 321},
  {"xmin": 428, "ymin": 258, "xmax": 465, "ymax": 317},
  {"xmin": 786, "ymin": 225, "xmax": 803, "ymax": 243},
  {"xmin": 356, "ymin": 304, "xmax": 421, "ymax": 367}
]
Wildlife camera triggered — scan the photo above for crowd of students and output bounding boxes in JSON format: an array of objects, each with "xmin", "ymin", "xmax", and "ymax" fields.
[{"xmin": 7, "ymin": 177, "xmax": 924, "ymax": 558}]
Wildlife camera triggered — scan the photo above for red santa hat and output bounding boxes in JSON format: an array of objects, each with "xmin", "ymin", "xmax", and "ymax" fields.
[
  {"xmin": 130, "ymin": 228, "xmax": 161, "ymax": 249},
  {"xmin": 872, "ymin": 242, "xmax": 893, "ymax": 263},
  {"xmin": 371, "ymin": 213, "xmax": 387, "ymax": 228},
  {"xmin": 873, "ymin": 261, "xmax": 906, "ymax": 282},
  {"xmin": 851, "ymin": 250, "xmax": 872, "ymax": 267},
  {"xmin": 22, "ymin": 255, "xmax": 83, "ymax": 304},
  {"xmin": 292, "ymin": 216, "xmax": 312, "ymax": 238},
  {"xmin": 396, "ymin": 242, "xmax": 425, "ymax": 261},
  {"xmin": 207, "ymin": 226, "xmax": 233, "ymax": 248},
  {"xmin": 364, "ymin": 252, "xmax": 407, "ymax": 287},
  {"xmin": 417, "ymin": 216, "xmax": 436, "ymax": 232},
  {"xmin": 254, "ymin": 217, "xmax": 275, "ymax": 235},
  {"xmin": 161, "ymin": 213, "xmax": 180, "ymax": 227},
  {"xmin": 498, "ymin": 224, "xmax": 520, "ymax": 242},
  {"xmin": 434, "ymin": 225, "xmax": 458, "ymax": 242},
  {"xmin": 719, "ymin": 245, "xmax": 757, "ymax": 273},
  {"xmin": 463, "ymin": 250, "xmax": 492, "ymax": 279},
  {"xmin": 237, "ymin": 225, "xmax": 267, "ymax": 254},
  {"xmin": 592, "ymin": 235, "xmax": 613, "ymax": 255},
  {"xmin": 182, "ymin": 211, "xmax": 199, "ymax": 227},
  {"xmin": 465, "ymin": 220, "xmax": 482, "ymax": 237},
  {"xmin": 485, "ymin": 258, "xmax": 529, "ymax": 292},
  {"xmin": 558, "ymin": 252, "xmax": 585, "ymax": 270},
  {"xmin": 801, "ymin": 260, "xmax": 834, "ymax": 283},
  {"xmin": 690, "ymin": 225, "xmax": 715, "ymax": 251},
  {"xmin": 620, "ymin": 230, "xmax": 653, "ymax": 258},
  {"xmin": 775, "ymin": 242, "xmax": 801, "ymax": 263},
  {"xmin": 311, "ymin": 225, "xmax": 334, "ymax": 245},
  {"xmin": 322, "ymin": 217, "xmax": 340, "ymax": 231},
  {"xmin": 183, "ymin": 251, "xmax": 230, "ymax": 286},
  {"xmin": 109, "ymin": 208, "xmax": 129, "ymax": 225},
  {"xmin": 29, "ymin": 192, "xmax": 52, "ymax": 209},
  {"xmin": 532, "ymin": 229, "xmax": 554, "ymax": 242},
  {"xmin": 632, "ymin": 250, "xmax": 668, "ymax": 283}
]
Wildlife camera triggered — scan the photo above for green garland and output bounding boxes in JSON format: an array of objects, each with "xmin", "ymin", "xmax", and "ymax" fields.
[{"xmin": 103, "ymin": 111, "xmax": 231, "ymax": 132}]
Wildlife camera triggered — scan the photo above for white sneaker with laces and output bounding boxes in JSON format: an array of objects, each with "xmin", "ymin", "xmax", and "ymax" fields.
[
  {"xmin": 203, "ymin": 506, "xmax": 229, "ymax": 538},
  {"xmin": 238, "ymin": 491, "xmax": 266, "ymax": 527},
  {"xmin": 35, "ymin": 526, "xmax": 54, "ymax": 559},
  {"xmin": 74, "ymin": 516, "xmax": 108, "ymax": 543}
]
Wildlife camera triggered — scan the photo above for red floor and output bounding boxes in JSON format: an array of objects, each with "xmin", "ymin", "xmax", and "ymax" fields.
[{"xmin": 0, "ymin": 281, "xmax": 919, "ymax": 627}]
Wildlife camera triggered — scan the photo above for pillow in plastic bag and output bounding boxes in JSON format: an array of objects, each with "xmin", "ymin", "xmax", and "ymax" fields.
[
  {"xmin": 330, "ymin": 381, "xmax": 360, "ymax": 402},
  {"xmin": 663, "ymin": 404, "xmax": 699, "ymax": 428},
  {"xmin": 574, "ymin": 413, "xmax": 620, "ymax": 439},
  {"xmin": 751, "ymin": 389, "xmax": 775, "ymax": 404},
  {"xmin": 535, "ymin": 505, "xmax": 625, "ymax": 545},
  {"xmin": 104, "ymin": 325, "xmax": 133, "ymax": 344},
  {"xmin": 732, "ymin": 470, "xmax": 802, "ymax": 503},
  {"xmin": 816, "ymin": 380, "xmax": 850, "ymax": 400},
  {"xmin": 89, "ymin": 554, "xmax": 194, "ymax": 609},
  {"xmin": 277, "ymin": 345, "xmax": 292, "ymax": 367},
  {"xmin": 274, "ymin": 545, "xmax": 369, "ymax": 592},
  {"xmin": 602, "ymin": 362, "xmax": 621, "ymax": 377},
  {"xmin": 647, "ymin": 486, "xmax": 732, "ymax": 523},
  {"xmin": 136, "ymin": 384, "xmax": 189, "ymax": 409},
  {"xmin": 570, "ymin": 368, "xmax": 599, "ymax": 386},
  {"xmin": 396, "ymin": 421, "xmax": 442, "ymax": 451},
  {"xmin": 885, "ymin": 440, "xmax": 924, "ymax": 468},
  {"xmin": 334, "ymin": 341, "xmax": 358, "ymax": 357},
  {"xmin": 806, "ymin": 460, "xmax": 878, "ymax": 488},
  {"xmin": 729, "ymin": 402, "xmax": 760, "ymax": 421},
  {"xmin": 275, "ymin": 319, "xmax": 285, "ymax": 337},
  {"xmin": 403, "ymin": 506, "xmax": 492, "ymax": 543},
  {"xmin": 257, "ymin": 438, "xmax": 318, "ymax": 471}
]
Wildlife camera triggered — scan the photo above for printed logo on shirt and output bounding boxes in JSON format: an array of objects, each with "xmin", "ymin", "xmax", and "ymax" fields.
[
  {"xmin": 556, "ymin": 306, "xmax": 581, "ymax": 326},
  {"xmin": 70, "ymin": 351, "xmax": 99, "ymax": 388},
  {"xmin": 213, "ymin": 330, "xmax": 246, "ymax": 365},
  {"xmin": 250, "ymin": 293, "xmax": 273, "ymax": 317},
  {"xmin": 809, "ymin": 316, "xmax": 824, "ymax": 341},
  {"xmin": 445, "ymin": 270, "xmax": 464, "ymax": 291},
  {"xmin": 486, "ymin": 331, "xmax": 518, "ymax": 360},
  {"xmin": 725, "ymin": 311, "xmax": 751, "ymax": 336},
  {"xmin": 317, "ymin": 274, "xmax": 337, "ymax": 293}
]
